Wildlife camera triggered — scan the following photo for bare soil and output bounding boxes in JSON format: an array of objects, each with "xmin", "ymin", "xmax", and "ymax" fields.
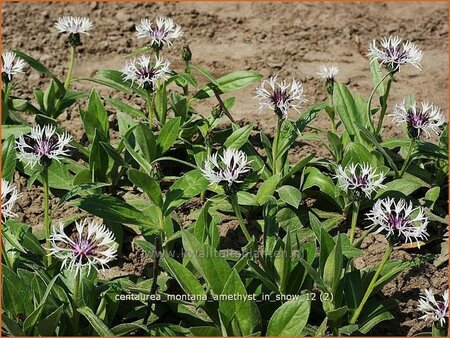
[{"xmin": 2, "ymin": 1, "xmax": 448, "ymax": 336}]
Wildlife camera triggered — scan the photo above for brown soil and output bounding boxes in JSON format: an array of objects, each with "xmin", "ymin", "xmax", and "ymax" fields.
[{"xmin": 2, "ymin": 1, "xmax": 448, "ymax": 336}]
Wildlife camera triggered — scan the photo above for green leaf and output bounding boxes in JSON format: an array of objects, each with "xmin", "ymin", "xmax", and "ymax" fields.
[
  {"xmin": 237, "ymin": 191, "xmax": 259, "ymax": 206},
  {"xmin": 303, "ymin": 167, "xmax": 336, "ymax": 200},
  {"xmin": 23, "ymin": 275, "xmax": 59, "ymax": 332},
  {"xmin": 376, "ymin": 175, "xmax": 429, "ymax": 198},
  {"xmin": 77, "ymin": 306, "xmax": 114, "ymax": 336},
  {"xmin": 256, "ymin": 173, "xmax": 281, "ymax": 205},
  {"xmin": 219, "ymin": 269, "xmax": 261, "ymax": 336},
  {"xmin": 156, "ymin": 117, "xmax": 181, "ymax": 155},
  {"xmin": 370, "ymin": 61, "xmax": 386, "ymax": 97},
  {"xmin": 358, "ymin": 302, "xmax": 394, "ymax": 334},
  {"xmin": 81, "ymin": 88, "xmax": 109, "ymax": 142},
  {"xmin": 194, "ymin": 71, "xmax": 262, "ymax": 99},
  {"xmin": 13, "ymin": 50, "xmax": 64, "ymax": 92},
  {"xmin": 47, "ymin": 160, "xmax": 73, "ymax": 190},
  {"xmin": 123, "ymin": 138, "xmax": 154, "ymax": 175},
  {"xmin": 72, "ymin": 194, "xmax": 156, "ymax": 227},
  {"xmin": 2, "ymin": 135, "xmax": 16, "ymax": 181},
  {"xmin": 323, "ymin": 235, "xmax": 343, "ymax": 294},
  {"xmin": 89, "ymin": 130, "xmax": 109, "ymax": 182},
  {"xmin": 1, "ymin": 124, "xmax": 31, "ymax": 140},
  {"xmin": 105, "ymin": 97, "xmax": 145, "ymax": 118},
  {"xmin": 162, "ymin": 254, "xmax": 206, "ymax": 296},
  {"xmin": 164, "ymin": 170, "xmax": 209, "ymax": 215},
  {"xmin": 333, "ymin": 83, "xmax": 362, "ymax": 142},
  {"xmin": 266, "ymin": 295, "xmax": 310, "ymax": 336},
  {"xmin": 96, "ymin": 69, "xmax": 147, "ymax": 96},
  {"xmin": 223, "ymin": 124, "xmax": 253, "ymax": 149},
  {"xmin": 181, "ymin": 230, "xmax": 232, "ymax": 294},
  {"xmin": 277, "ymin": 185, "xmax": 302, "ymax": 208},
  {"xmin": 128, "ymin": 169, "xmax": 162, "ymax": 207}
]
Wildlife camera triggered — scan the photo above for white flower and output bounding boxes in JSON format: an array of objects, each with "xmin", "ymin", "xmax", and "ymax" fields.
[
  {"xmin": 135, "ymin": 17, "xmax": 183, "ymax": 48},
  {"xmin": 50, "ymin": 219, "xmax": 117, "ymax": 276},
  {"xmin": 55, "ymin": 16, "xmax": 93, "ymax": 34},
  {"xmin": 335, "ymin": 163, "xmax": 385, "ymax": 199},
  {"xmin": 1, "ymin": 179, "xmax": 20, "ymax": 222},
  {"xmin": 418, "ymin": 289, "xmax": 448, "ymax": 327},
  {"xmin": 16, "ymin": 125, "xmax": 72, "ymax": 169},
  {"xmin": 201, "ymin": 148, "xmax": 251, "ymax": 188},
  {"xmin": 366, "ymin": 198, "xmax": 429, "ymax": 246},
  {"xmin": 255, "ymin": 75, "xmax": 307, "ymax": 119},
  {"xmin": 317, "ymin": 64, "xmax": 339, "ymax": 81},
  {"xmin": 121, "ymin": 55, "xmax": 171, "ymax": 90},
  {"xmin": 390, "ymin": 100, "xmax": 445, "ymax": 138},
  {"xmin": 2, "ymin": 51, "xmax": 26, "ymax": 81},
  {"xmin": 368, "ymin": 36, "xmax": 423, "ymax": 72}
]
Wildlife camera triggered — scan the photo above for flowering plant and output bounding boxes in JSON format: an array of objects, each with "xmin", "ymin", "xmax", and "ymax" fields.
[{"xmin": 1, "ymin": 8, "xmax": 447, "ymax": 338}]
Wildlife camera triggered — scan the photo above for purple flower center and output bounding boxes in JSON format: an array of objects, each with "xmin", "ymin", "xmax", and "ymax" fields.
[
  {"xmin": 386, "ymin": 213, "xmax": 409, "ymax": 229},
  {"xmin": 354, "ymin": 173, "xmax": 369, "ymax": 187},
  {"xmin": 71, "ymin": 238, "xmax": 97, "ymax": 261},
  {"xmin": 271, "ymin": 88, "xmax": 291, "ymax": 112},
  {"xmin": 24, "ymin": 134, "xmax": 58, "ymax": 160},
  {"xmin": 407, "ymin": 109, "xmax": 429, "ymax": 128},
  {"xmin": 152, "ymin": 28, "xmax": 166, "ymax": 41},
  {"xmin": 386, "ymin": 48, "xmax": 408, "ymax": 68},
  {"xmin": 137, "ymin": 66, "xmax": 157, "ymax": 81}
]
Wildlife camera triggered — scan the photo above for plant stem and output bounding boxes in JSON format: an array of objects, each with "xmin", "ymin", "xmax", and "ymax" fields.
[
  {"xmin": 398, "ymin": 138, "xmax": 415, "ymax": 178},
  {"xmin": 328, "ymin": 93, "xmax": 336, "ymax": 133},
  {"xmin": 143, "ymin": 234, "xmax": 161, "ymax": 326},
  {"xmin": 349, "ymin": 200, "xmax": 360, "ymax": 244},
  {"xmin": 272, "ymin": 118, "xmax": 283, "ymax": 175},
  {"xmin": 147, "ymin": 92, "xmax": 154, "ymax": 126},
  {"xmin": 42, "ymin": 166, "xmax": 52, "ymax": 267},
  {"xmin": 229, "ymin": 194, "xmax": 252, "ymax": 243},
  {"xmin": 64, "ymin": 46, "xmax": 76, "ymax": 90},
  {"xmin": 350, "ymin": 244, "xmax": 393, "ymax": 324},
  {"xmin": 367, "ymin": 71, "xmax": 392, "ymax": 132},
  {"xmin": 375, "ymin": 74, "xmax": 393, "ymax": 135}
]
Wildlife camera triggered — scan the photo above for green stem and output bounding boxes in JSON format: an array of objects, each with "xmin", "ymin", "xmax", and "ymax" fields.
[
  {"xmin": 229, "ymin": 194, "xmax": 252, "ymax": 243},
  {"xmin": 367, "ymin": 71, "xmax": 392, "ymax": 132},
  {"xmin": 43, "ymin": 167, "xmax": 52, "ymax": 267},
  {"xmin": 398, "ymin": 138, "xmax": 415, "ymax": 178},
  {"xmin": 350, "ymin": 244, "xmax": 393, "ymax": 324},
  {"xmin": 349, "ymin": 200, "xmax": 360, "ymax": 244},
  {"xmin": 375, "ymin": 74, "xmax": 393, "ymax": 135},
  {"xmin": 64, "ymin": 46, "xmax": 76, "ymax": 90},
  {"xmin": 272, "ymin": 118, "xmax": 283, "ymax": 175},
  {"xmin": 147, "ymin": 93, "xmax": 154, "ymax": 126},
  {"xmin": 328, "ymin": 93, "xmax": 336, "ymax": 133}
]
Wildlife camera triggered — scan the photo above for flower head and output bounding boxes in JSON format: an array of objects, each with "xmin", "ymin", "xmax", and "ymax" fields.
[
  {"xmin": 2, "ymin": 51, "xmax": 26, "ymax": 82},
  {"xmin": 418, "ymin": 289, "xmax": 448, "ymax": 327},
  {"xmin": 50, "ymin": 219, "xmax": 117, "ymax": 276},
  {"xmin": 16, "ymin": 125, "xmax": 72, "ymax": 169},
  {"xmin": 390, "ymin": 100, "xmax": 445, "ymax": 138},
  {"xmin": 368, "ymin": 36, "xmax": 423, "ymax": 72},
  {"xmin": 135, "ymin": 17, "xmax": 183, "ymax": 49},
  {"xmin": 335, "ymin": 163, "xmax": 385, "ymax": 199},
  {"xmin": 121, "ymin": 55, "xmax": 171, "ymax": 91},
  {"xmin": 366, "ymin": 198, "xmax": 429, "ymax": 246},
  {"xmin": 55, "ymin": 16, "xmax": 93, "ymax": 35},
  {"xmin": 201, "ymin": 148, "xmax": 251, "ymax": 193},
  {"xmin": 255, "ymin": 75, "xmax": 307, "ymax": 119},
  {"xmin": 317, "ymin": 64, "xmax": 339, "ymax": 81},
  {"xmin": 1, "ymin": 179, "xmax": 20, "ymax": 222}
]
